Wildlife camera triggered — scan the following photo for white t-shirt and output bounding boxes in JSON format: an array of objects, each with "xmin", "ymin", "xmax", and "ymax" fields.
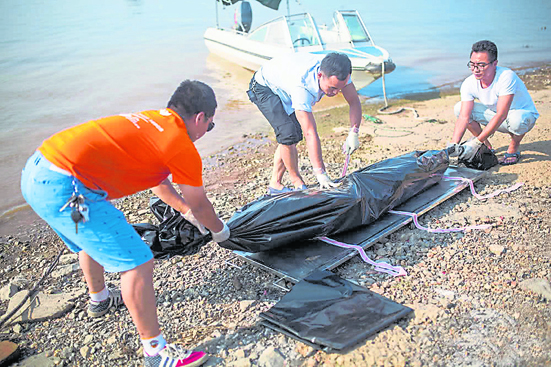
[
  {"xmin": 255, "ymin": 52, "xmax": 351, "ymax": 115},
  {"xmin": 460, "ymin": 66, "xmax": 539, "ymax": 118}
]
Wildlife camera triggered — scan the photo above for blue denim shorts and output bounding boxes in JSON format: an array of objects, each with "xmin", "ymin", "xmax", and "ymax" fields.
[{"xmin": 21, "ymin": 151, "xmax": 153, "ymax": 273}]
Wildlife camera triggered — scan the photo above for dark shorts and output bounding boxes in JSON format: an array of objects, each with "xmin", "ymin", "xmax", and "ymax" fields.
[{"xmin": 248, "ymin": 76, "xmax": 303, "ymax": 145}]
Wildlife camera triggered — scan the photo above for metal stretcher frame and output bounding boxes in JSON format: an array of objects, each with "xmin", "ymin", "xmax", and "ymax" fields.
[{"xmin": 233, "ymin": 166, "xmax": 485, "ymax": 283}]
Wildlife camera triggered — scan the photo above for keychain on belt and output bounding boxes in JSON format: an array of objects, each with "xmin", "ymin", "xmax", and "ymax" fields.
[{"xmin": 59, "ymin": 180, "xmax": 90, "ymax": 234}]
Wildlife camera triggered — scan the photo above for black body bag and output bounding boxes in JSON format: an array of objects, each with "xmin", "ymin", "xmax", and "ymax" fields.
[
  {"xmin": 259, "ymin": 270, "xmax": 413, "ymax": 352},
  {"xmin": 219, "ymin": 150, "xmax": 449, "ymax": 253},
  {"xmin": 132, "ymin": 197, "xmax": 211, "ymax": 259}
]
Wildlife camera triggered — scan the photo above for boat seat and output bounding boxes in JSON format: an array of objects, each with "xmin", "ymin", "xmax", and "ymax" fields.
[{"xmin": 234, "ymin": 1, "xmax": 252, "ymax": 33}]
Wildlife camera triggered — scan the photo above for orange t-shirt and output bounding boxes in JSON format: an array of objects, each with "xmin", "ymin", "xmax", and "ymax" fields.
[{"xmin": 38, "ymin": 108, "xmax": 202, "ymax": 199}]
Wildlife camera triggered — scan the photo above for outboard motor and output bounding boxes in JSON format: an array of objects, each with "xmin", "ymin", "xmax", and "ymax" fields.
[{"xmin": 234, "ymin": 1, "xmax": 252, "ymax": 33}]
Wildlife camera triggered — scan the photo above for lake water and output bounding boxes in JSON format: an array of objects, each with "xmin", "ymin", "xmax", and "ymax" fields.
[{"xmin": 1, "ymin": 0, "xmax": 550, "ymax": 229}]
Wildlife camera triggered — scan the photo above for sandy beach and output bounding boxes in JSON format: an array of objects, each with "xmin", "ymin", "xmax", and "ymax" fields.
[{"xmin": 0, "ymin": 65, "xmax": 550, "ymax": 366}]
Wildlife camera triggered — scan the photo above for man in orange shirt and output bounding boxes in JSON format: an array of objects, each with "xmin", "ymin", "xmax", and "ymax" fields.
[{"xmin": 21, "ymin": 80, "xmax": 227, "ymax": 367}]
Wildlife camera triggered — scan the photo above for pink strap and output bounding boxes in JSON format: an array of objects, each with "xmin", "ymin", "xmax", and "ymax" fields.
[
  {"xmin": 386, "ymin": 177, "xmax": 522, "ymax": 233},
  {"xmin": 317, "ymin": 236, "xmax": 407, "ymax": 277},
  {"xmin": 442, "ymin": 175, "xmax": 524, "ymax": 200},
  {"xmin": 388, "ymin": 210, "xmax": 491, "ymax": 233},
  {"xmin": 341, "ymin": 153, "xmax": 350, "ymax": 178}
]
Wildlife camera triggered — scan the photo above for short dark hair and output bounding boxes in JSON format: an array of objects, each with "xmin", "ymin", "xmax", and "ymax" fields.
[
  {"xmin": 167, "ymin": 80, "xmax": 217, "ymax": 120},
  {"xmin": 471, "ymin": 40, "xmax": 498, "ymax": 62},
  {"xmin": 320, "ymin": 52, "xmax": 352, "ymax": 81}
]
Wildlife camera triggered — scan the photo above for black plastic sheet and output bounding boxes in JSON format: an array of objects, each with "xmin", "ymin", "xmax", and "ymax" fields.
[
  {"xmin": 459, "ymin": 142, "xmax": 498, "ymax": 170},
  {"xmin": 132, "ymin": 197, "xmax": 211, "ymax": 259},
  {"xmin": 219, "ymin": 150, "xmax": 449, "ymax": 253},
  {"xmin": 259, "ymin": 270, "xmax": 413, "ymax": 351}
]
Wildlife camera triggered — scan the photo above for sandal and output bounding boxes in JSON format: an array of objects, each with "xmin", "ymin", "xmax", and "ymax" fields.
[
  {"xmin": 499, "ymin": 152, "xmax": 521, "ymax": 166},
  {"xmin": 267, "ymin": 186, "xmax": 292, "ymax": 195}
]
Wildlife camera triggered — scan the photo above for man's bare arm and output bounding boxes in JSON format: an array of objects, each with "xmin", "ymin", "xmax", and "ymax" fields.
[
  {"xmin": 478, "ymin": 94, "xmax": 514, "ymax": 142},
  {"xmin": 151, "ymin": 179, "xmax": 190, "ymax": 213},
  {"xmin": 295, "ymin": 110, "xmax": 325, "ymax": 172},
  {"xmin": 151, "ymin": 179, "xmax": 223, "ymax": 233},
  {"xmin": 452, "ymin": 100, "xmax": 475, "ymax": 143},
  {"xmin": 341, "ymin": 82, "xmax": 362, "ymax": 130},
  {"xmin": 177, "ymin": 183, "xmax": 223, "ymax": 233}
]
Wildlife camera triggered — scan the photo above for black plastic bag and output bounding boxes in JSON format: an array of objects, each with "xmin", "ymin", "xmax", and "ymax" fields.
[
  {"xmin": 459, "ymin": 142, "xmax": 498, "ymax": 170},
  {"xmin": 133, "ymin": 223, "xmax": 161, "ymax": 253},
  {"xmin": 259, "ymin": 270, "xmax": 413, "ymax": 352},
  {"xmin": 219, "ymin": 150, "xmax": 449, "ymax": 253},
  {"xmin": 132, "ymin": 197, "xmax": 211, "ymax": 259}
]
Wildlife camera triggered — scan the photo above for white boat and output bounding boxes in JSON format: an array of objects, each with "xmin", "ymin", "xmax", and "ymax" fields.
[{"xmin": 204, "ymin": 0, "xmax": 395, "ymax": 90}]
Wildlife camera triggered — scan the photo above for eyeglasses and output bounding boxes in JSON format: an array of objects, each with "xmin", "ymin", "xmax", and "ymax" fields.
[
  {"xmin": 467, "ymin": 61, "xmax": 495, "ymax": 70},
  {"xmin": 197, "ymin": 111, "xmax": 215, "ymax": 132}
]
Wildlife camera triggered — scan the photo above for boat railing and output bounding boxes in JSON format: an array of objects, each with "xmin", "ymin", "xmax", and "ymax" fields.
[{"xmin": 214, "ymin": 23, "xmax": 253, "ymax": 36}]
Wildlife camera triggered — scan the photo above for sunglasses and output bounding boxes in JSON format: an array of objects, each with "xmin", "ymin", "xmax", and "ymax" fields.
[{"xmin": 197, "ymin": 111, "xmax": 215, "ymax": 132}]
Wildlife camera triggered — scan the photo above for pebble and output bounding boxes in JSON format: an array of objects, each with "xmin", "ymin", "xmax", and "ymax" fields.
[{"xmin": 489, "ymin": 244, "xmax": 505, "ymax": 256}]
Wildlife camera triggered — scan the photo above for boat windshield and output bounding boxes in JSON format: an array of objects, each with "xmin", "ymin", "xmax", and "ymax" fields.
[
  {"xmin": 340, "ymin": 13, "xmax": 370, "ymax": 43},
  {"xmin": 249, "ymin": 17, "xmax": 289, "ymax": 45},
  {"xmin": 286, "ymin": 14, "xmax": 321, "ymax": 48},
  {"xmin": 248, "ymin": 13, "xmax": 321, "ymax": 48},
  {"xmin": 329, "ymin": 11, "xmax": 373, "ymax": 46}
]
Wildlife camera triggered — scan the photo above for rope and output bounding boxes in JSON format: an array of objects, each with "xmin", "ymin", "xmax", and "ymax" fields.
[
  {"xmin": 377, "ymin": 61, "xmax": 406, "ymax": 115},
  {"xmin": 388, "ymin": 210, "xmax": 491, "ymax": 233},
  {"xmin": 359, "ymin": 62, "xmax": 445, "ymax": 138},
  {"xmin": 387, "ymin": 177, "xmax": 523, "ymax": 234},
  {"xmin": 0, "ymin": 247, "xmax": 64, "ymax": 330},
  {"xmin": 317, "ymin": 236, "xmax": 407, "ymax": 277},
  {"xmin": 374, "ymin": 62, "xmax": 444, "ymax": 124},
  {"xmin": 442, "ymin": 176, "xmax": 524, "ymax": 200},
  {"xmin": 363, "ymin": 113, "xmax": 444, "ymax": 138},
  {"xmin": 341, "ymin": 153, "xmax": 350, "ymax": 177}
]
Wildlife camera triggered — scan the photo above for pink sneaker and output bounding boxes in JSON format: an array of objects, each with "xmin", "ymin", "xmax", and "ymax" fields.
[{"xmin": 144, "ymin": 344, "xmax": 208, "ymax": 367}]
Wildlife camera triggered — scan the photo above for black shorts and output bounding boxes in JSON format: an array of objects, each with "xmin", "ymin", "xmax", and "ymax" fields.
[{"xmin": 247, "ymin": 76, "xmax": 303, "ymax": 145}]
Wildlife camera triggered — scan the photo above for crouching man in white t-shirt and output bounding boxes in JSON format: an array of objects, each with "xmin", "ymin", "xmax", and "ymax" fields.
[{"xmin": 448, "ymin": 40, "xmax": 539, "ymax": 165}]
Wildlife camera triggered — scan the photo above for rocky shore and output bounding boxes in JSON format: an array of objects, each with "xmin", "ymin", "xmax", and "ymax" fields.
[{"xmin": 1, "ymin": 67, "xmax": 550, "ymax": 366}]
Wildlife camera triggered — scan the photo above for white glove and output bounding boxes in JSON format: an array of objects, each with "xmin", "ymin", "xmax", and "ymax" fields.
[
  {"xmin": 182, "ymin": 210, "xmax": 208, "ymax": 235},
  {"xmin": 315, "ymin": 172, "xmax": 340, "ymax": 189},
  {"xmin": 344, "ymin": 128, "xmax": 360, "ymax": 155},
  {"xmin": 446, "ymin": 142, "xmax": 461, "ymax": 157},
  {"xmin": 459, "ymin": 138, "xmax": 483, "ymax": 161},
  {"xmin": 211, "ymin": 222, "xmax": 230, "ymax": 243}
]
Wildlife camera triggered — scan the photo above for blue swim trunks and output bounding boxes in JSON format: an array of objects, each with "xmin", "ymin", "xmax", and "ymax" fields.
[{"xmin": 21, "ymin": 151, "xmax": 153, "ymax": 273}]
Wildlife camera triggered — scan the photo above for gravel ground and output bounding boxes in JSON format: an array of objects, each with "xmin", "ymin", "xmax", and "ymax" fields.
[{"xmin": 0, "ymin": 70, "xmax": 550, "ymax": 366}]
